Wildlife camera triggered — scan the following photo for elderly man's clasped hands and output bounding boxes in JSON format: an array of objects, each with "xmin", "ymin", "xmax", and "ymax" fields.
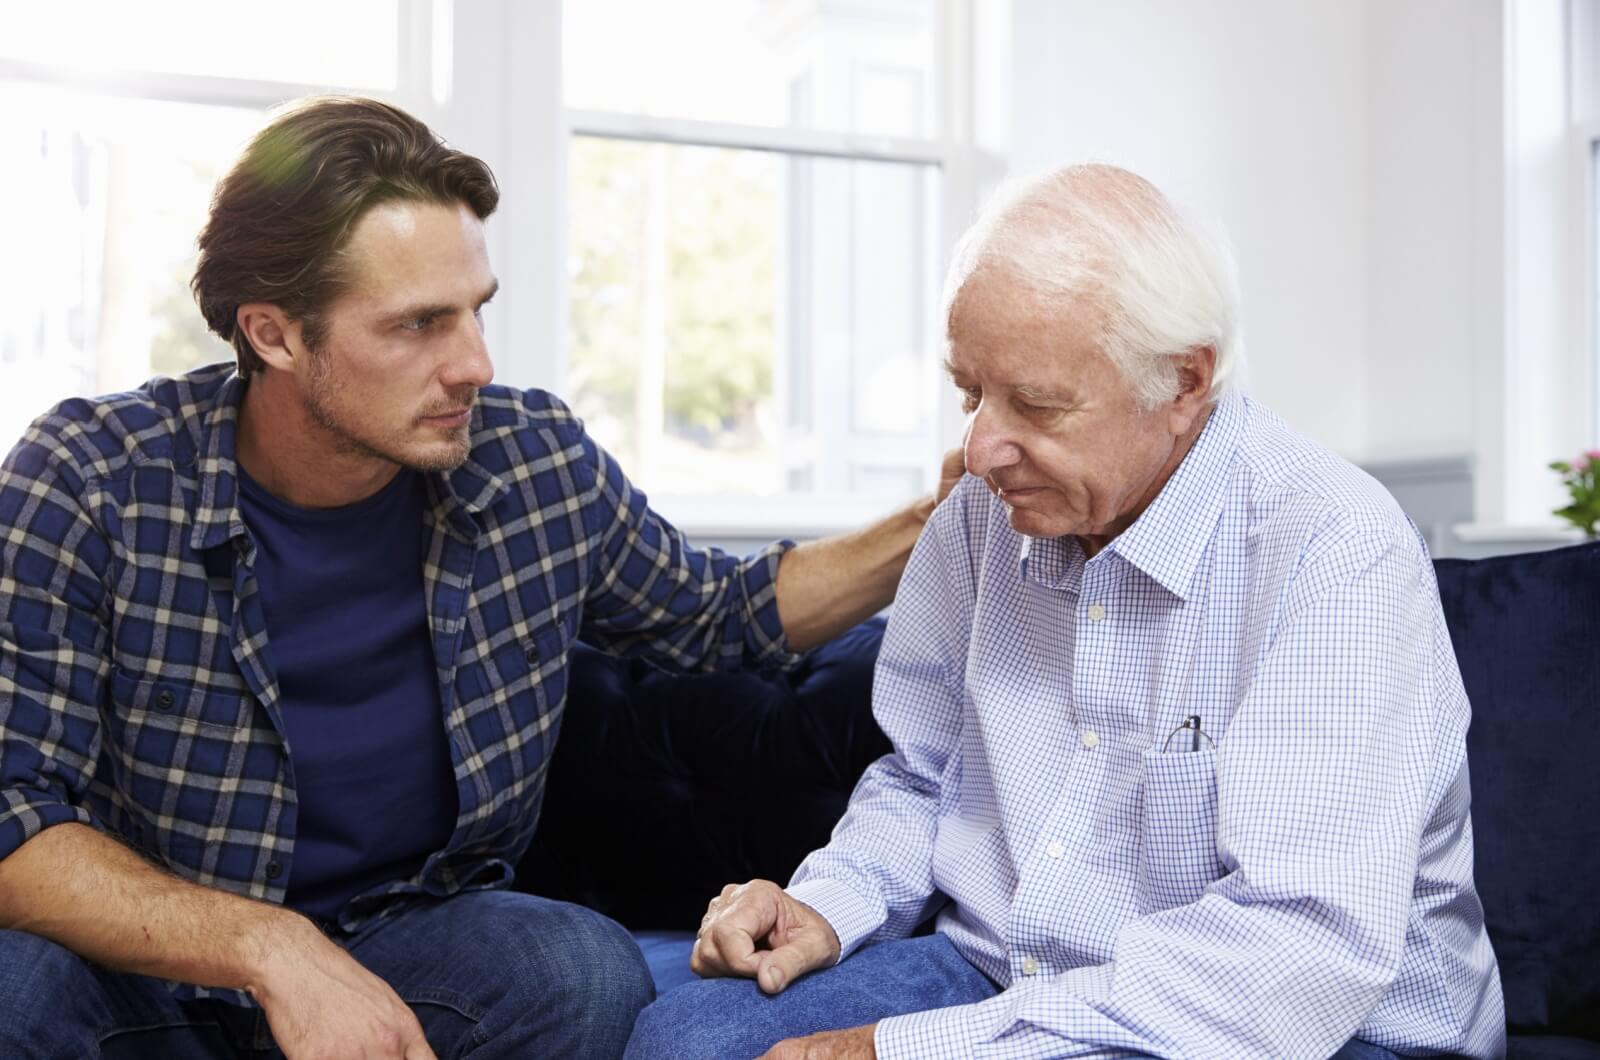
[{"xmin": 694, "ymin": 881, "xmax": 876, "ymax": 1059}]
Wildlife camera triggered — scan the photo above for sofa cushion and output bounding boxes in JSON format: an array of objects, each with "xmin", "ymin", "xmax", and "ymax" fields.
[
  {"xmin": 1434, "ymin": 541, "xmax": 1600, "ymax": 1040},
  {"xmin": 1507, "ymin": 1035, "xmax": 1600, "ymax": 1060},
  {"xmin": 633, "ymin": 930, "xmax": 699, "ymax": 996},
  {"xmin": 518, "ymin": 619, "xmax": 890, "ymax": 929}
]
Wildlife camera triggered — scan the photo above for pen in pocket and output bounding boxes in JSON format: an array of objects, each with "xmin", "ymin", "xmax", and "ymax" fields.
[{"xmin": 1162, "ymin": 714, "xmax": 1211, "ymax": 752}]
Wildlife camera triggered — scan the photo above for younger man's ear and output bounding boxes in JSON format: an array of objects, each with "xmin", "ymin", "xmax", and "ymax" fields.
[{"xmin": 235, "ymin": 304, "xmax": 303, "ymax": 373}]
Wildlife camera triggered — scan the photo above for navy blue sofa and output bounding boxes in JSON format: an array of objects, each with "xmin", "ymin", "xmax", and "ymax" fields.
[{"xmin": 519, "ymin": 541, "xmax": 1600, "ymax": 1058}]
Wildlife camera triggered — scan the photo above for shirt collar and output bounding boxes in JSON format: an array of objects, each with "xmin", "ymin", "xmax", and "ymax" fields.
[
  {"xmin": 188, "ymin": 374, "xmax": 511, "ymax": 552},
  {"xmin": 1019, "ymin": 532, "xmax": 1085, "ymax": 594},
  {"xmin": 1105, "ymin": 391, "xmax": 1243, "ymax": 600},
  {"xmin": 188, "ymin": 371, "xmax": 250, "ymax": 553},
  {"xmin": 1014, "ymin": 391, "xmax": 1244, "ymax": 601}
]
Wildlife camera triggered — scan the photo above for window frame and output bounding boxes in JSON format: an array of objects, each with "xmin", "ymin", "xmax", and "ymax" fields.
[
  {"xmin": 1589, "ymin": 128, "xmax": 1600, "ymax": 450},
  {"xmin": 0, "ymin": 0, "xmax": 445, "ymax": 111},
  {"xmin": 0, "ymin": 0, "xmax": 449, "ymax": 414},
  {"xmin": 532, "ymin": 0, "xmax": 994, "ymax": 536},
  {"xmin": 1, "ymin": 0, "xmax": 1000, "ymax": 537}
]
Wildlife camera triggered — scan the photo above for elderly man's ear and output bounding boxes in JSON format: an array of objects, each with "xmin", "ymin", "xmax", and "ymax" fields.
[{"xmin": 1168, "ymin": 345, "xmax": 1218, "ymax": 432}]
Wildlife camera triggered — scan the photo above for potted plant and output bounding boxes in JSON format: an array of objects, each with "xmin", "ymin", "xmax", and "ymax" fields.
[{"xmin": 1550, "ymin": 450, "xmax": 1600, "ymax": 538}]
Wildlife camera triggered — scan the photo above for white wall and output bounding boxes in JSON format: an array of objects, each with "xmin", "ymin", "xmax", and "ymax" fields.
[
  {"xmin": 1366, "ymin": 0, "xmax": 1589, "ymax": 529},
  {"xmin": 1008, "ymin": 0, "xmax": 1596, "ymax": 529},
  {"xmin": 1008, "ymin": 0, "xmax": 1371, "ymax": 455},
  {"xmin": 1364, "ymin": 0, "xmax": 1501, "ymax": 465}
]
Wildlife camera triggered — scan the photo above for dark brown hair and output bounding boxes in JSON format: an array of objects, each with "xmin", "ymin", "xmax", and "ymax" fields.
[{"xmin": 192, "ymin": 96, "xmax": 499, "ymax": 375}]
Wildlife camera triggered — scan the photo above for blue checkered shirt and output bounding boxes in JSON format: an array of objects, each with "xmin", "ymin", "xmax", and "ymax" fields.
[
  {"xmin": 789, "ymin": 394, "xmax": 1505, "ymax": 1059},
  {"xmin": 0, "ymin": 363, "xmax": 795, "ymax": 1000}
]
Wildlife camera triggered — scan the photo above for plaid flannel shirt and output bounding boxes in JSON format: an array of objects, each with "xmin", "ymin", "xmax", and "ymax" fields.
[{"xmin": 0, "ymin": 362, "xmax": 796, "ymax": 1000}]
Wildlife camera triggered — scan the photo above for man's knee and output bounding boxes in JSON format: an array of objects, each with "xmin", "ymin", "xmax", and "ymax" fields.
[
  {"xmin": 523, "ymin": 900, "xmax": 653, "ymax": 1011},
  {"xmin": 488, "ymin": 897, "xmax": 654, "ymax": 1050},
  {"xmin": 625, "ymin": 976, "xmax": 778, "ymax": 1060},
  {"xmin": 0, "ymin": 930, "xmax": 100, "ymax": 1047}
]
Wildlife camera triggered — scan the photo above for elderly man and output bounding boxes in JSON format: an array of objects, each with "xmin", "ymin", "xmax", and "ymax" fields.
[
  {"xmin": 0, "ymin": 97, "xmax": 958, "ymax": 1059},
  {"xmin": 626, "ymin": 165, "xmax": 1505, "ymax": 1060}
]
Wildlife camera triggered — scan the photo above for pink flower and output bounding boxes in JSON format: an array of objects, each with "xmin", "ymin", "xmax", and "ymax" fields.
[{"xmin": 1576, "ymin": 451, "xmax": 1597, "ymax": 471}]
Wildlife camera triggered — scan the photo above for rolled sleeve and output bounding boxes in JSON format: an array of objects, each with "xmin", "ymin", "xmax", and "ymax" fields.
[
  {"xmin": 0, "ymin": 790, "xmax": 95, "ymax": 864},
  {"xmin": 732, "ymin": 537, "xmax": 803, "ymax": 668},
  {"xmin": 1, "ymin": 436, "xmax": 112, "ymax": 864},
  {"xmin": 572, "ymin": 414, "xmax": 802, "ymax": 673}
]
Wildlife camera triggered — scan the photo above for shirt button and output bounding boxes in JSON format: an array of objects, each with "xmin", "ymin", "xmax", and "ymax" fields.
[
  {"xmin": 1086, "ymin": 603, "xmax": 1106, "ymax": 622},
  {"xmin": 265, "ymin": 862, "xmax": 283, "ymax": 880},
  {"xmin": 525, "ymin": 643, "xmax": 540, "ymax": 664},
  {"xmin": 1046, "ymin": 840, "xmax": 1065, "ymax": 859},
  {"xmin": 155, "ymin": 688, "xmax": 175, "ymax": 710},
  {"xmin": 1081, "ymin": 730, "xmax": 1100, "ymax": 749},
  {"xmin": 1021, "ymin": 956, "xmax": 1040, "ymax": 976}
]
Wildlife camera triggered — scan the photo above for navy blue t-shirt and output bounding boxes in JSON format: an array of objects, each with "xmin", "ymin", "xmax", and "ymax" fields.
[{"xmin": 237, "ymin": 465, "xmax": 457, "ymax": 922}]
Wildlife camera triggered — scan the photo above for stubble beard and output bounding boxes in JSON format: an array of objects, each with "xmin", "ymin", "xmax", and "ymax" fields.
[{"xmin": 302, "ymin": 348, "xmax": 475, "ymax": 474}]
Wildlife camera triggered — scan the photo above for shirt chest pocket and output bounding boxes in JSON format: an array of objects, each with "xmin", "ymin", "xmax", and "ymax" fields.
[
  {"xmin": 103, "ymin": 668, "xmax": 257, "ymax": 860},
  {"xmin": 1136, "ymin": 745, "xmax": 1226, "ymax": 916}
]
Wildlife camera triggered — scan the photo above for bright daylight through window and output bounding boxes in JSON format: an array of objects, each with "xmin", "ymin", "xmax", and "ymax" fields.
[
  {"xmin": 563, "ymin": 0, "xmax": 948, "ymax": 512},
  {"xmin": 1, "ymin": 0, "xmax": 968, "ymax": 528},
  {"xmin": 0, "ymin": 0, "xmax": 400, "ymax": 453}
]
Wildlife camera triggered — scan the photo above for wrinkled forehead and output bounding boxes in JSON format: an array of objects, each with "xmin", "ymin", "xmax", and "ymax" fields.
[
  {"xmin": 946, "ymin": 262, "xmax": 1105, "ymax": 351},
  {"xmin": 944, "ymin": 266, "xmax": 1123, "ymax": 394}
]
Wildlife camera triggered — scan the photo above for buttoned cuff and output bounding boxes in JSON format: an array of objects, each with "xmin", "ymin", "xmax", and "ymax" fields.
[
  {"xmin": 880, "ymin": 964, "xmax": 1119, "ymax": 1059},
  {"xmin": 784, "ymin": 878, "xmax": 885, "ymax": 962},
  {"xmin": 875, "ymin": 1001, "xmax": 993, "ymax": 1059}
]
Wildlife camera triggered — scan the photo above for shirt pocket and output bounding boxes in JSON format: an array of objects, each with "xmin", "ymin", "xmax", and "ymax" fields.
[
  {"xmin": 1136, "ymin": 745, "xmax": 1226, "ymax": 916},
  {"xmin": 102, "ymin": 668, "xmax": 255, "ymax": 868}
]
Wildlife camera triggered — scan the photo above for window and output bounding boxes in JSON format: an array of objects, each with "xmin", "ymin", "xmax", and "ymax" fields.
[
  {"xmin": 0, "ymin": 1, "xmax": 399, "ymax": 87},
  {"xmin": 1593, "ymin": 136, "xmax": 1600, "ymax": 447},
  {"xmin": 0, "ymin": 2, "xmax": 426, "ymax": 451},
  {"xmin": 0, "ymin": 86, "xmax": 259, "ymax": 447},
  {"xmin": 1579, "ymin": 2, "xmax": 1600, "ymax": 453},
  {"xmin": 559, "ymin": 0, "xmax": 977, "ymax": 529},
  {"xmin": 1, "ymin": 1, "xmax": 994, "ymax": 535}
]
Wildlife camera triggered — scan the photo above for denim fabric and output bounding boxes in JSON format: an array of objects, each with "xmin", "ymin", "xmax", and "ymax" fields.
[
  {"xmin": 633, "ymin": 929, "xmax": 702, "ymax": 995},
  {"xmin": 0, "ymin": 890, "xmax": 652, "ymax": 1059},
  {"xmin": 625, "ymin": 932, "xmax": 1412, "ymax": 1060},
  {"xmin": 625, "ymin": 933, "xmax": 996, "ymax": 1060}
]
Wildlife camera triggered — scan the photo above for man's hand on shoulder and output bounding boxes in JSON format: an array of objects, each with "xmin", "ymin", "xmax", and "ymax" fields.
[
  {"xmin": 690, "ymin": 879, "xmax": 841, "ymax": 994},
  {"xmin": 918, "ymin": 447, "xmax": 968, "ymax": 521},
  {"xmin": 760, "ymin": 1023, "xmax": 878, "ymax": 1059},
  {"xmin": 245, "ymin": 913, "xmax": 436, "ymax": 1060}
]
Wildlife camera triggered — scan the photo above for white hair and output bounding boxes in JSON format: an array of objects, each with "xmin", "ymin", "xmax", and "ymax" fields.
[{"xmin": 943, "ymin": 164, "xmax": 1246, "ymax": 409}]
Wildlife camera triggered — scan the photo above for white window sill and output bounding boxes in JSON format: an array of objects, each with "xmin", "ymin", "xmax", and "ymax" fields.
[
  {"xmin": 651, "ymin": 493, "xmax": 926, "ymax": 543},
  {"xmin": 1450, "ymin": 522, "xmax": 1588, "ymax": 544}
]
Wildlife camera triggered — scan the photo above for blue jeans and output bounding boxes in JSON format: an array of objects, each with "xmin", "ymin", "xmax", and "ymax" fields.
[
  {"xmin": 0, "ymin": 889, "xmax": 653, "ymax": 1059},
  {"xmin": 625, "ymin": 933, "xmax": 1411, "ymax": 1060}
]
